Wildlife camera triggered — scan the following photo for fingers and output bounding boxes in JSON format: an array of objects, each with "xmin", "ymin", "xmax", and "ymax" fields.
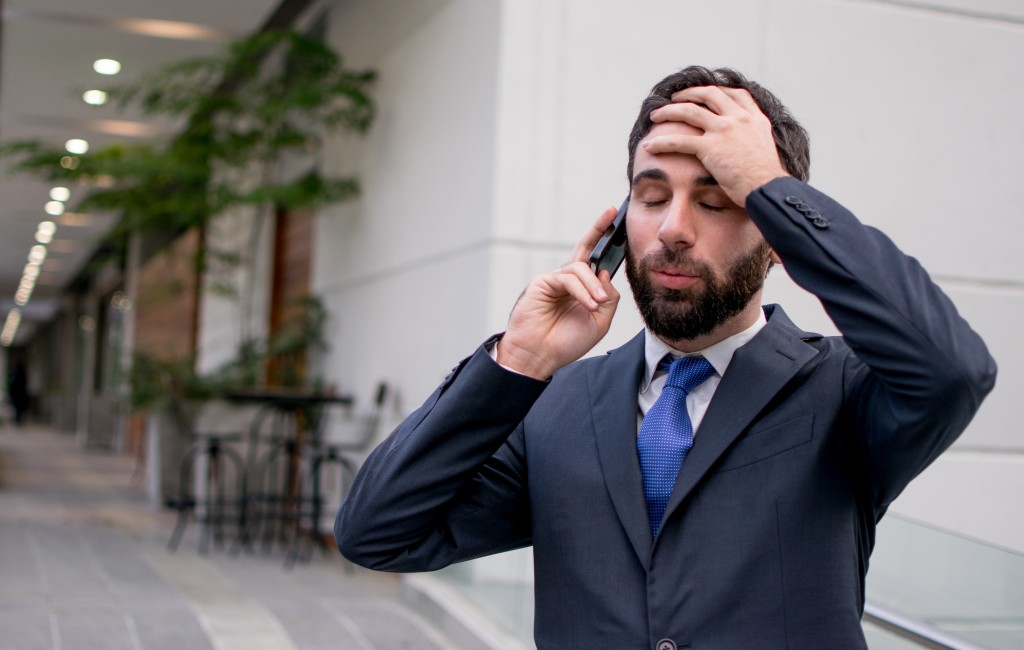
[
  {"xmin": 668, "ymin": 85, "xmax": 757, "ymax": 117},
  {"xmin": 571, "ymin": 204, "xmax": 620, "ymax": 264},
  {"xmin": 649, "ymin": 101, "xmax": 714, "ymax": 130},
  {"xmin": 548, "ymin": 261, "xmax": 609, "ymax": 310},
  {"xmin": 641, "ymin": 132, "xmax": 699, "ymax": 157}
]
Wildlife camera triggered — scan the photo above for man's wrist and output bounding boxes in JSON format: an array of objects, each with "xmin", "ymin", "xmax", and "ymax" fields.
[{"xmin": 494, "ymin": 339, "xmax": 555, "ymax": 381}]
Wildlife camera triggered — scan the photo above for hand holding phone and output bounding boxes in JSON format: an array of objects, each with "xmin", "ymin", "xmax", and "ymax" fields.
[{"xmin": 589, "ymin": 197, "xmax": 629, "ymax": 278}]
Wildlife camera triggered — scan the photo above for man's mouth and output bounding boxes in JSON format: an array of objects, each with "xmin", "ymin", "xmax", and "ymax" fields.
[{"xmin": 651, "ymin": 267, "xmax": 700, "ymax": 291}]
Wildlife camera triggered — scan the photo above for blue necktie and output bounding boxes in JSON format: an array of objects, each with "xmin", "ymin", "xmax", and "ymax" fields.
[{"xmin": 637, "ymin": 355, "xmax": 716, "ymax": 537}]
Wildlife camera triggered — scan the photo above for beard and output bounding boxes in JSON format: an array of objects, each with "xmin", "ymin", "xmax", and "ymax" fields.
[{"xmin": 625, "ymin": 240, "xmax": 771, "ymax": 343}]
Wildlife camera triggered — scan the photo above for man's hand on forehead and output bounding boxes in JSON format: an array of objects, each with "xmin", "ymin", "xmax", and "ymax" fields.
[{"xmin": 642, "ymin": 85, "xmax": 788, "ymax": 207}]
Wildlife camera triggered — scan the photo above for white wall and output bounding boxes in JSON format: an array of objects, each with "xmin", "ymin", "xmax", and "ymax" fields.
[
  {"xmin": 196, "ymin": 204, "xmax": 276, "ymax": 375},
  {"xmin": 309, "ymin": 0, "xmax": 1024, "ymax": 561},
  {"xmin": 313, "ymin": 0, "xmax": 501, "ymax": 407}
]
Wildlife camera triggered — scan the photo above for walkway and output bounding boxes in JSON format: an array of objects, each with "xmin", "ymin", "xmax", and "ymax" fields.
[{"xmin": 0, "ymin": 425, "xmax": 468, "ymax": 650}]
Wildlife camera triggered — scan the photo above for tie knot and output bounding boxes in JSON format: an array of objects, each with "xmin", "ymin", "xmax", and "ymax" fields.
[{"xmin": 661, "ymin": 355, "xmax": 715, "ymax": 394}]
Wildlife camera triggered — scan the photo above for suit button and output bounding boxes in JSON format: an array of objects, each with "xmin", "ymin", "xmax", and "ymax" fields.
[
  {"xmin": 802, "ymin": 208, "xmax": 821, "ymax": 219},
  {"xmin": 812, "ymin": 217, "xmax": 830, "ymax": 229},
  {"xmin": 656, "ymin": 639, "xmax": 677, "ymax": 650},
  {"xmin": 784, "ymin": 195, "xmax": 802, "ymax": 205}
]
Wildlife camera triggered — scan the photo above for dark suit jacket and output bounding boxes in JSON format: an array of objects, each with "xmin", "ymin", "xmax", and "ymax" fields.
[{"xmin": 336, "ymin": 178, "xmax": 996, "ymax": 649}]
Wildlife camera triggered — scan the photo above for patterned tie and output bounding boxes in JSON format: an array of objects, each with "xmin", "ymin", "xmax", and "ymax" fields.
[{"xmin": 637, "ymin": 355, "xmax": 716, "ymax": 537}]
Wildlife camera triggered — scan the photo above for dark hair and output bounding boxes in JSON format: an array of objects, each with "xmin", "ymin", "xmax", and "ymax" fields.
[{"xmin": 627, "ymin": 66, "xmax": 810, "ymax": 182}]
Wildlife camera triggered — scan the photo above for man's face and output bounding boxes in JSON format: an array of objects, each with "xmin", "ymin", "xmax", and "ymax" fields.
[{"xmin": 625, "ymin": 121, "xmax": 773, "ymax": 344}]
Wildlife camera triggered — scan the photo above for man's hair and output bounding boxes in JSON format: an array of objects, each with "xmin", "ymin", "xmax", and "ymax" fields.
[{"xmin": 627, "ymin": 66, "xmax": 810, "ymax": 182}]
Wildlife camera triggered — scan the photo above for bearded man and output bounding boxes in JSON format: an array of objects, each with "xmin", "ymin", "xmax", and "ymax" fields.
[{"xmin": 335, "ymin": 66, "xmax": 996, "ymax": 650}]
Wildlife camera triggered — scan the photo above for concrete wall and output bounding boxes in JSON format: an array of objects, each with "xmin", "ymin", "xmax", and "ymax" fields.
[{"xmin": 306, "ymin": 0, "xmax": 1022, "ymax": 558}]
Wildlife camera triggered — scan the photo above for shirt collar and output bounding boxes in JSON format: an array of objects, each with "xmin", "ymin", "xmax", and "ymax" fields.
[{"xmin": 640, "ymin": 308, "xmax": 768, "ymax": 394}]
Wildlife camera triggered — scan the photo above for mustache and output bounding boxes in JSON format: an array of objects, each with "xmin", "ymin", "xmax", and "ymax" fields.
[{"xmin": 639, "ymin": 247, "xmax": 713, "ymax": 279}]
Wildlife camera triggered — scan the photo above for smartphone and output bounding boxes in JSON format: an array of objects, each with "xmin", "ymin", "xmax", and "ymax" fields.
[{"xmin": 589, "ymin": 197, "xmax": 629, "ymax": 278}]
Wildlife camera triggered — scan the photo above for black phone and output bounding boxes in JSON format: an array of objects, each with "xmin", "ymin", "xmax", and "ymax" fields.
[{"xmin": 589, "ymin": 197, "xmax": 629, "ymax": 278}]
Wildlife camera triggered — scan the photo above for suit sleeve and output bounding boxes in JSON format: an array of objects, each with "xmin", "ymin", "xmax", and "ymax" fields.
[
  {"xmin": 334, "ymin": 342, "xmax": 548, "ymax": 572},
  {"xmin": 746, "ymin": 177, "xmax": 997, "ymax": 508}
]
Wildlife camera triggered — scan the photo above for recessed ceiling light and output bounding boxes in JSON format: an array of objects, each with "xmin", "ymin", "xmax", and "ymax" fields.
[
  {"xmin": 65, "ymin": 139, "xmax": 89, "ymax": 155},
  {"xmin": 60, "ymin": 156, "xmax": 80, "ymax": 170},
  {"xmin": 83, "ymin": 90, "xmax": 109, "ymax": 106},
  {"xmin": 1, "ymin": 308, "xmax": 21, "ymax": 344},
  {"xmin": 38, "ymin": 221, "xmax": 57, "ymax": 236},
  {"xmin": 28, "ymin": 246, "xmax": 47, "ymax": 265},
  {"xmin": 93, "ymin": 59, "xmax": 122, "ymax": 75},
  {"xmin": 50, "ymin": 187, "xmax": 70, "ymax": 202},
  {"xmin": 36, "ymin": 231, "xmax": 54, "ymax": 245},
  {"xmin": 44, "ymin": 201, "xmax": 65, "ymax": 216}
]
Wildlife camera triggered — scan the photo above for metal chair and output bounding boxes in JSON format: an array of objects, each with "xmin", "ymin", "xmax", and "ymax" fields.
[
  {"xmin": 287, "ymin": 382, "xmax": 389, "ymax": 565},
  {"xmin": 166, "ymin": 431, "xmax": 246, "ymax": 553}
]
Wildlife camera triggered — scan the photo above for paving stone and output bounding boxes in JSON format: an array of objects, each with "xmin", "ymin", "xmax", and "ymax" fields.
[{"xmin": 0, "ymin": 427, "xmax": 470, "ymax": 650}]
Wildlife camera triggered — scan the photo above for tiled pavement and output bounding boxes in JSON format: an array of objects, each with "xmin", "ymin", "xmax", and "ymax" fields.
[{"xmin": 0, "ymin": 425, "xmax": 471, "ymax": 650}]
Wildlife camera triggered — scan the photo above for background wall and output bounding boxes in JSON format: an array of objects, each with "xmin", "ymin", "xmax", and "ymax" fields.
[{"xmin": 303, "ymin": 0, "xmax": 1022, "ymax": 560}]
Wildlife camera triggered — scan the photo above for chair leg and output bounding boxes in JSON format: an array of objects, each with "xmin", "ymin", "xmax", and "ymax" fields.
[
  {"xmin": 166, "ymin": 446, "xmax": 199, "ymax": 552},
  {"xmin": 167, "ymin": 507, "xmax": 191, "ymax": 551}
]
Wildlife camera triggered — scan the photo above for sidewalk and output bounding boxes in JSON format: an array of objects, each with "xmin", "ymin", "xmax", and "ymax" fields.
[{"xmin": 0, "ymin": 425, "xmax": 471, "ymax": 650}]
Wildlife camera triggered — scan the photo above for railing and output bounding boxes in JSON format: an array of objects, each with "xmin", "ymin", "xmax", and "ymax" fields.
[
  {"xmin": 863, "ymin": 514, "xmax": 1024, "ymax": 649},
  {"xmin": 864, "ymin": 602, "xmax": 987, "ymax": 649}
]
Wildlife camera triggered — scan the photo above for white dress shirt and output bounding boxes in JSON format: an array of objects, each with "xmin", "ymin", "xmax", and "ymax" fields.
[{"xmin": 637, "ymin": 309, "xmax": 767, "ymax": 434}]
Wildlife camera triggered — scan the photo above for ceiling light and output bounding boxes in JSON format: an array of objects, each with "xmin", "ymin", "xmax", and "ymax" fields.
[
  {"xmin": 2, "ymin": 309, "xmax": 22, "ymax": 347},
  {"xmin": 28, "ymin": 246, "xmax": 47, "ymax": 265},
  {"xmin": 38, "ymin": 221, "xmax": 57, "ymax": 236},
  {"xmin": 65, "ymin": 139, "xmax": 89, "ymax": 155},
  {"xmin": 50, "ymin": 187, "xmax": 70, "ymax": 202},
  {"xmin": 93, "ymin": 59, "xmax": 122, "ymax": 75},
  {"xmin": 60, "ymin": 156, "xmax": 80, "ymax": 170},
  {"xmin": 15, "ymin": 285, "xmax": 32, "ymax": 304},
  {"xmin": 44, "ymin": 201, "xmax": 65, "ymax": 216},
  {"xmin": 23, "ymin": 265, "xmax": 40, "ymax": 278},
  {"xmin": 83, "ymin": 90, "xmax": 109, "ymax": 106},
  {"xmin": 36, "ymin": 231, "xmax": 53, "ymax": 244}
]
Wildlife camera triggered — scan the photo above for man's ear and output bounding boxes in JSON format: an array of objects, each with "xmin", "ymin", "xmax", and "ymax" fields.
[{"xmin": 769, "ymin": 249, "xmax": 782, "ymax": 266}]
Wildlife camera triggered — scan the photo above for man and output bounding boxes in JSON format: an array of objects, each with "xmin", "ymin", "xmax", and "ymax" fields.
[{"xmin": 336, "ymin": 66, "xmax": 996, "ymax": 649}]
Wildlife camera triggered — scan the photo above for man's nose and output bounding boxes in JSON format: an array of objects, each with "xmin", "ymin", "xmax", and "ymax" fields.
[{"xmin": 657, "ymin": 199, "xmax": 696, "ymax": 249}]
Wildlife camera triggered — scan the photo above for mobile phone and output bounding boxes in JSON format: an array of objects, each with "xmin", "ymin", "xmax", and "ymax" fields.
[{"xmin": 589, "ymin": 197, "xmax": 629, "ymax": 278}]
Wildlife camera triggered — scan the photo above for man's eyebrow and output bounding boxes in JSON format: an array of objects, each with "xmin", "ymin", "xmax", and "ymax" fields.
[
  {"xmin": 631, "ymin": 169, "xmax": 720, "ymax": 188},
  {"xmin": 631, "ymin": 168, "xmax": 668, "ymax": 186}
]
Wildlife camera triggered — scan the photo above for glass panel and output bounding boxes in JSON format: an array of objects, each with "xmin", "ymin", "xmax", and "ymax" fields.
[
  {"xmin": 863, "ymin": 621, "xmax": 934, "ymax": 650},
  {"xmin": 435, "ymin": 550, "xmax": 536, "ymax": 648},
  {"xmin": 866, "ymin": 514, "xmax": 1024, "ymax": 649}
]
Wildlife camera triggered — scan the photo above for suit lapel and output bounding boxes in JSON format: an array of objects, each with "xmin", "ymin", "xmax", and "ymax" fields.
[
  {"xmin": 588, "ymin": 331, "xmax": 652, "ymax": 566},
  {"xmin": 660, "ymin": 306, "xmax": 820, "ymax": 535}
]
